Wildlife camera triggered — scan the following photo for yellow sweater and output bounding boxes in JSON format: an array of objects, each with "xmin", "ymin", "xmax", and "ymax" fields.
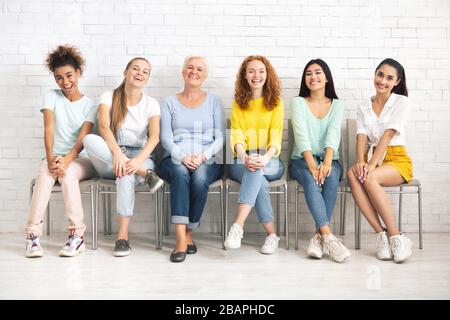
[{"xmin": 230, "ymin": 97, "xmax": 284, "ymax": 157}]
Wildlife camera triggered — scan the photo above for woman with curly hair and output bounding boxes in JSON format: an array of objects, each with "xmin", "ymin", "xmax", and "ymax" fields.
[
  {"xmin": 224, "ymin": 55, "xmax": 284, "ymax": 254},
  {"xmin": 25, "ymin": 45, "xmax": 97, "ymax": 258}
]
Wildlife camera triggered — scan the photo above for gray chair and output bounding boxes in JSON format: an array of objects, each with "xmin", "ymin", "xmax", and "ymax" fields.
[
  {"xmin": 224, "ymin": 119, "xmax": 289, "ymax": 250},
  {"xmin": 288, "ymin": 119, "xmax": 351, "ymax": 250},
  {"xmin": 344, "ymin": 118, "xmax": 423, "ymax": 250},
  {"xmin": 29, "ymin": 178, "xmax": 98, "ymax": 249},
  {"xmin": 96, "ymin": 177, "xmax": 163, "ymax": 250},
  {"xmin": 158, "ymin": 142, "xmax": 226, "ymax": 249}
]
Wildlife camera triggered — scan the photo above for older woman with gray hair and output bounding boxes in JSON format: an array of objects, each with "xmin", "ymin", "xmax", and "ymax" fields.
[{"xmin": 159, "ymin": 56, "xmax": 225, "ymax": 262}]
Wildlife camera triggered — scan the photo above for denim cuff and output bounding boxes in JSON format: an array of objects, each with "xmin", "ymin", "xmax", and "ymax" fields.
[
  {"xmin": 171, "ymin": 215, "xmax": 189, "ymax": 225},
  {"xmin": 187, "ymin": 221, "xmax": 200, "ymax": 229}
]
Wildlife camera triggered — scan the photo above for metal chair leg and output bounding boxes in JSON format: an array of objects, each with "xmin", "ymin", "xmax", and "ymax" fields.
[
  {"xmin": 90, "ymin": 184, "xmax": 97, "ymax": 250},
  {"xmin": 46, "ymin": 204, "xmax": 50, "ymax": 236},
  {"xmin": 107, "ymin": 188, "xmax": 112, "ymax": 235},
  {"xmin": 102, "ymin": 186, "xmax": 107, "ymax": 235},
  {"xmin": 418, "ymin": 185, "xmax": 423, "ymax": 249},
  {"xmin": 295, "ymin": 185, "xmax": 298, "ymax": 250},
  {"xmin": 94, "ymin": 184, "xmax": 100, "ymax": 250},
  {"xmin": 399, "ymin": 186, "xmax": 403, "ymax": 232},
  {"xmin": 276, "ymin": 186, "xmax": 280, "ymax": 236},
  {"xmin": 355, "ymin": 206, "xmax": 361, "ymax": 250},
  {"xmin": 224, "ymin": 184, "xmax": 229, "ymax": 250},
  {"xmin": 220, "ymin": 185, "xmax": 225, "ymax": 249},
  {"xmin": 155, "ymin": 188, "xmax": 160, "ymax": 250},
  {"xmin": 164, "ymin": 185, "xmax": 170, "ymax": 236},
  {"xmin": 339, "ymin": 190, "xmax": 345, "ymax": 236},
  {"xmin": 284, "ymin": 184, "xmax": 289, "ymax": 250}
]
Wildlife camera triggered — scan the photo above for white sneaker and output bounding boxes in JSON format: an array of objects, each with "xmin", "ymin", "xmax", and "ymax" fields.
[
  {"xmin": 224, "ymin": 223, "xmax": 243, "ymax": 249},
  {"xmin": 25, "ymin": 236, "xmax": 43, "ymax": 258},
  {"xmin": 307, "ymin": 233, "xmax": 323, "ymax": 259},
  {"xmin": 376, "ymin": 231, "xmax": 393, "ymax": 260},
  {"xmin": 322, "ymin": 234, "xmax": 351, "ymax": 263},
  {"xmin": 59, "ymin": 235, "xmax": 86, "ymax": 257},
  {"xmin": 261, "ymin": 234, "xmax": 280, "ymax": 255},
  {"xmin": 390, "ymin": 234, "xmax": 412, "ymax": 263}
]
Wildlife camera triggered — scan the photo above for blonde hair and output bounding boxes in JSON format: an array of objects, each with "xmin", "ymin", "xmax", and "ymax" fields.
[{"xmin": 110, "ymin": 57, "xmax": 150, "ymax": 136}]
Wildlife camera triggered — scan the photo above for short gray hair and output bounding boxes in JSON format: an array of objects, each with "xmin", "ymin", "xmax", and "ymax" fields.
[{"xmin": 182, "ymin": 55, "xmax": 208, "ymax": 73}]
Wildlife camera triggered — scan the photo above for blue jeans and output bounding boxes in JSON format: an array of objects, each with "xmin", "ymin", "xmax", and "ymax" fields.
[
  {"xmin": 228, "ymin": 157, "xmax": 284, "ymax": 224},
  {"xmin": 158, "ymin": 157, "xmax": 224, "ymax": 229},
  {"xmin": 289, "ymin": 158, "xmax": 342, "ymax": 229},
  {"xmin": 83, "ymin": 134, "xmax": 155, "ymax": 217}
]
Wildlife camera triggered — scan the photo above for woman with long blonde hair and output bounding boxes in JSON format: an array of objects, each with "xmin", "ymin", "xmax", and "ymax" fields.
[{"xmin": 83, "ymin": 57, "xmax": 163, "ymax": 257}]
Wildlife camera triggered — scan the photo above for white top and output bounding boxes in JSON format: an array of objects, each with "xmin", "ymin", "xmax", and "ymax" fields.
[
  {"xmin": 99, "ymin": 91, "xmax": 161, "ymax": 148},
  {"xmin": 41, "ymin": 89, "xmax": 97, "ymax": 156},
  {"xmin": 356, "ymin": 93, "xmax": 410, "ymax": 147}
]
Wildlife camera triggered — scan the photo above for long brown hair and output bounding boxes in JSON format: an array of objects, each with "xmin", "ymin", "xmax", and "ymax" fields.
[
  {"xmin": 110, "ymin": 57, "xmax": 150, "ymax": 136},
  {"xmin": 234, "ymin": 55, "xmax": 281, "ymax": 111}
]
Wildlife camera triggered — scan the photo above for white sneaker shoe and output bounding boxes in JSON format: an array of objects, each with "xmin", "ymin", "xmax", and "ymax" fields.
[
  {"xmin": 25, "ymin": 236, "xmax": 43, "ymax": 258},
  {"xmin": 390, "ymin": 234, "xmax": 412, "ymax": 263},
  {"xmin": 59, "ymin": 235, "xmax": 86, "ymax": 257},
  {"xmin": 322, "ymin": 234, "xmax": 351, "ymax": 263},
  {"xmin": 307, "ymin": 233, "xmax": 323, "ymax": 259},
  {"xmin": 224, "ymin": 223, "xmax": 243, "ymax": 249},
  {"xmin": 261, "ymin": 234, "xmax": 280, "ymax": 255},
  {"xmin": 376, "ymin": 231, "xmax": 393, "ymax": 260}
]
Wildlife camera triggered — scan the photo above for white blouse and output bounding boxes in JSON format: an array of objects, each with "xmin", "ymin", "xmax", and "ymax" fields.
[{"xmin": 356, "ymin": 93, "xmax": 411, "ymax": 147}]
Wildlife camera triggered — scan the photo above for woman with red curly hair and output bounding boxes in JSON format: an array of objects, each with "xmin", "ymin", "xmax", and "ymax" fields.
[
  {"xmin": 224, "ymin": 55, "xmax": 284, "ymax": 254},
  {"xmin": 25, "ymin": 45, "xmax": 97, "ymax": 258}
]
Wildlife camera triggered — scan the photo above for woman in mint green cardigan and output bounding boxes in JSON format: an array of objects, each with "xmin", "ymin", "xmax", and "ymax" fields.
[{"xmin": 288, "ymin": 59, "xmax": 350, "ymax": 263}]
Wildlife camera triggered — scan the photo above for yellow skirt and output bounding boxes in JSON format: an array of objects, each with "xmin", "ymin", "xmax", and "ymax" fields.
[
  {"xmin": 382, "ymin": 146, "xmax": 413, "ymax": 182},
  {"xmin": 366, "ymin": 145, "xmax": 413, "ymax": 182}
]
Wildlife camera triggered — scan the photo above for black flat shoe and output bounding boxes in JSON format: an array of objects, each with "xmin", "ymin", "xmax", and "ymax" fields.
[
  {"xmin": 187, "ymin": 242, "xmax": 197, "ymax": 254},
  {"xmin": 170, "ymin": 250, "xmax": 187, "ymax": 262}
]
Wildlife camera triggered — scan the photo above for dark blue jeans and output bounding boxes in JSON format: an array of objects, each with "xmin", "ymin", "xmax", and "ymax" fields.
[
  {"xmin": 158, "ymin": 157, "xmax": 224, "ymax": 229},
  {"xmin": 289, "ymin": 158, "xmax": 341, "ymax": 229}
]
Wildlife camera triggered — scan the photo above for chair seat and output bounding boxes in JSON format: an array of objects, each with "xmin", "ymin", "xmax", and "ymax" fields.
[
  {"xmin": 225, "ymin": 178, "xmax": 287, "ymax": 188},
  {"xmin": 399, "ymin": 179, "xmax": 421, "ymax": 187},
  {"xmin": 209, "ymin": 179, "xmax": 223, "ymax": 189},
  {"xmin": 96, "ymin": 178, "xmax": 152, "ymax": 192},
  {"xmin": 30, "ymin": 178, "xmax": 97, "ymax": 192}
]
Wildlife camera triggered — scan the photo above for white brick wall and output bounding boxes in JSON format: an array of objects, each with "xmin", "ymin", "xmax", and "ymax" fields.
[{"xmin": 1, "ymin": 0, "xmax": 449, "ymax": 235}]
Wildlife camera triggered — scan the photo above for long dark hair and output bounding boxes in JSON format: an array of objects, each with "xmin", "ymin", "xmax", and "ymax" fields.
[
  {"xmin": 299, "ymin": 59, "xmax": 338, "ymax": 99},
  {"xmin": 375, "ymin": 58, "xmax": 408, "ymax": 97}
]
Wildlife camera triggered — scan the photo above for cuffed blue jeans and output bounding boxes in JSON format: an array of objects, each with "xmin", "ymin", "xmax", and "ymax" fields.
[
  {"xmin": 289, "ymin": 158, "xmax": 341, "ymax": 229},
  {"xmin": 158, "ymin": 157, "xmax": 224, "ymax": 229},
  {"xmin": 228, "ymin": 157, "xmax": 284, "ymax": 224},
  {"xmin": 83, "ymin": 134, "xmax": 155, "ymax": 217}
]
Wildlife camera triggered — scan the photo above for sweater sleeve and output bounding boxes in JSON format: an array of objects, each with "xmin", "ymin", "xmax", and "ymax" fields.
[
  {"xmin": 291, "ymin": 98, "xmax": 312, "ymax": 156},
  {"xmin": 267, "ymin": 100, "xmax": 284, "ymax": 157},
  {"xmin": 324, "ymin": 99, "xmax": 345, "ymax": 152},
  {"xmin": 203, "ymin": 96, "xmax": 225, "ymax": 161},
  {"xmin": 160, "ymin": 98, "xmax": 187, "ymax": 163},
  {"xmin": 230, "ymin": 102, "xmax": 247, "ymax": 157}
]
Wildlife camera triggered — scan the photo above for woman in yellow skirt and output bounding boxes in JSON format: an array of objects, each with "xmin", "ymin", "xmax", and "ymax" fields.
[{"xmin": 348, "ymin": 58, "xmax": 413, "ymax": 263}]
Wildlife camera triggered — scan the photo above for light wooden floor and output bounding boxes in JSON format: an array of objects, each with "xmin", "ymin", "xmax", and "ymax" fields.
[{"xmin": 1, "ymin": 232, "xmax": 449, "ymax": 300}]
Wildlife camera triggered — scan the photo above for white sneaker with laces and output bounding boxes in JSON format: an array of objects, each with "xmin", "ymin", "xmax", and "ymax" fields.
[
  {"xmin": 224, "ymin": 223, "xmax": 243, "ymax": 249},
  {"xmin": 390, "ymin": 234, "xmax": 412, "ymax": 263},
  {"xmin": 261, "ymin": 234, "xmax": 280, "ymax": 255},
  {"xmin": 59, "ymin": 235, "xmax": 85, "ymax": 257},
  {"xmin": 376, "ymin": 231, "xmax": 393, "ymax": 260},
  {"xmin": 307, "ymin": 233, "xmax": 323, "ymax": 259},
  {"xmin": 322, "ymin": 234, "xmax": 351, "ymax": 263},
  {"xmin": 25, "ymin": 236, "xmax": 43, "ymax": 258}
]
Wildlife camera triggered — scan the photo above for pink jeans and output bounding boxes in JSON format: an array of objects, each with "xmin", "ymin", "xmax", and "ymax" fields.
[{"xmin": 25, "ymin": 157, "xmax": 96, "ymax": 237}]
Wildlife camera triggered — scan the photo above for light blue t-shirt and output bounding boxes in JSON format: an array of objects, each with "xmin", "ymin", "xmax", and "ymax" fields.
[
  {"xmin": 41, "ymin": 89, "xmax": 97, "ymax": 156},
  {"xmin": 291, "ymin": 97, "xmax": 345, "ymax": 160},
  {"xmin": 160, "ymin": 94, "xmax": 225, "ymax": 163}
]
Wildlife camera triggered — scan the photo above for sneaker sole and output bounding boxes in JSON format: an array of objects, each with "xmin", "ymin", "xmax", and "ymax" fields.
[
  {"xmin": 59, "ymin": 244, "xmax": 86, "ymax": 257},
  {"xmin": 25, "ymin": 252, "xmax": 43, "ymax": 258},
  {"xmin": 113, "ymin": 249, "xmax": 131, "ymax": 257},
  {"xmin": 148, "ymin": 179, "xmax": 164, "ymax": 193},
  {"xmin": 260, "ymin": 249, "xmax": 277, "ymax": 255},
  {"xmin": 224, "ymin": 243, "xmax": 241, "ymax": 250},
  {"xmin": 307, "ymin": 250, "xmax": 323, "ymax": 259},
  {"xmin": 394, "ymin": 249, "xmax": 412, "ymax": 263},
  {"xmin": 331, "ymin": 252, "xmax": 351, "ymax": 263}
]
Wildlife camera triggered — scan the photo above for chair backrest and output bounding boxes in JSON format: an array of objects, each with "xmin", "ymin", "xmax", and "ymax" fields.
[{"xmin": 346, "ymin": 118, "xmax": 357, "ymax": 170}]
